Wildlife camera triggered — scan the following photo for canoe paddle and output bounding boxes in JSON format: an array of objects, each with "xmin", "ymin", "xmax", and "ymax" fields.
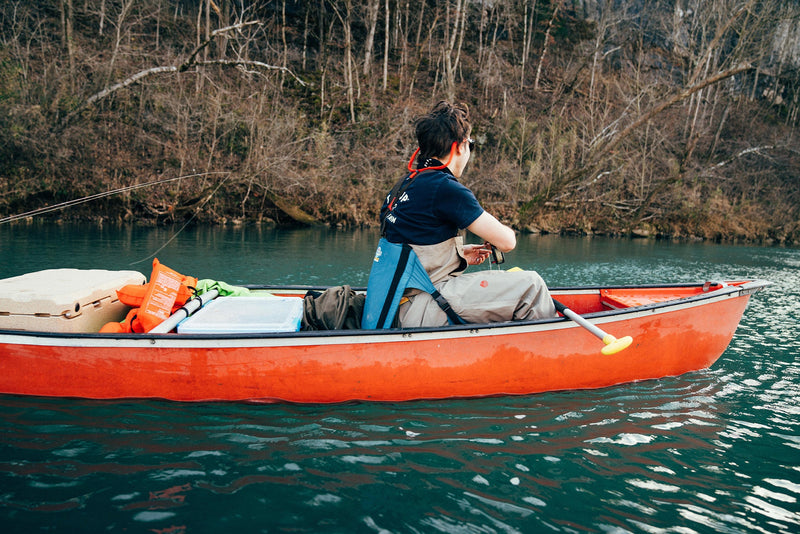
[
  {"xmin": 553, "ymin": 299, "xmax": 633, "ymax": 355},
  {"xmin": 502, "ymin": 267, "xmax": 633, "ymax": 354}
]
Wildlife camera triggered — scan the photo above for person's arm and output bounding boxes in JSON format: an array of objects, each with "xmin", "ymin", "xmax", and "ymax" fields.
[{"xmin": 466, "ymin": 211, "xmax": 516, "ymax": 252}]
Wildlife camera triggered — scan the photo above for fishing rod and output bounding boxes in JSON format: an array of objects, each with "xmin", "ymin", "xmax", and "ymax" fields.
[{"xmin": 0, "ymin": 171, "xmax": 229, "ymax": 225}]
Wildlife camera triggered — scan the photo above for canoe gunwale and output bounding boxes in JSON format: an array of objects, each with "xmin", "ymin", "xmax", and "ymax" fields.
[{"xmin": 0, "ymin": 280, "xmax": 769, "ymax": 342}]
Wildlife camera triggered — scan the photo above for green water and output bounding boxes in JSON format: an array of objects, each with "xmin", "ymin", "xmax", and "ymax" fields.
[{"xmin": 1, "ymin": 223, "xmax": 798, "ymax": 533}]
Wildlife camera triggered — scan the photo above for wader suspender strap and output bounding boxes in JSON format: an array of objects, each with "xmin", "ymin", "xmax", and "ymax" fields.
[{"xmin": 375, "ymin": 243, "xmax": 465, "ymax": 328}]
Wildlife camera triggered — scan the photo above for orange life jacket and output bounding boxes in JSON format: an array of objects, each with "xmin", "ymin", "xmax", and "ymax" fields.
[
  {"xmin": 117, "ymin": 277, "xmax": 196, "ymax": 313},
  {"xmin": 136, "ymin": 259, "xmax": 196, "ymax": 332},
  {"xmin": 99, "ymin": 308, "xmax": 141, "ymax": 334},
  {"xmin": 101, "ymin": 259, "xmax": 196, "ymax": 334}
]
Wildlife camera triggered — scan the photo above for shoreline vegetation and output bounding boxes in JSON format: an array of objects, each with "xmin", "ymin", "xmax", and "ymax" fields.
[{"xmin": 1, "ymin": 1, "xmax": 799, "ymax": 246}]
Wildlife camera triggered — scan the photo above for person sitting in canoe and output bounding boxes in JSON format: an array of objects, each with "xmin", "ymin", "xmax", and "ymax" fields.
[{"xmin": 363, "ymin": 100, "xmax": 556, "ymax": 328}]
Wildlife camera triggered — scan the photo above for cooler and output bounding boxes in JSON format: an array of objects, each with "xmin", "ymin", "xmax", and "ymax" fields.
[
  {"xmin": 0, "ymin": 269, "xmax": 146, "ymax": 333},
  {"xmin": 177, "ymin": 296, "xmax": 304, "ymax": 334}
]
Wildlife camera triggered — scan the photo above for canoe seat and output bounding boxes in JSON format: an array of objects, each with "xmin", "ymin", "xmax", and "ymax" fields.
[{"xmin": 600, "ymin": 289, "xmax": 694, "ymax": 309}]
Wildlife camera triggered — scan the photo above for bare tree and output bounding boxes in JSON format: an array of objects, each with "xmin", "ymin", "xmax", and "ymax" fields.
[
  {"xmin": 363, "ymin": 0, "xmax": 381, "ymax": 76},
  {"xmin": 59, "ymin": 0, "xmax": 75, "ymax": 89},
  {"xmin": 443, "ymin": 0, "xmax": 468, "ymax": 100},
  {"xmin": 534, "ymin": 1, "xmax": 559, "ymax": 91},
  {"xmin": 59, "ymin": 21, "xmax": 306, "ymax": 129},
  {"xmin": 107, "ymin": 0, "xmax": 135, "ymax": 86}
]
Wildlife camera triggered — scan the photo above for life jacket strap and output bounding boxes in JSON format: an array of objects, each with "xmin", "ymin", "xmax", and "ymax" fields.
[{"xmin": 375, "ymin": 244, "xmax": 412, "ymax": 328}]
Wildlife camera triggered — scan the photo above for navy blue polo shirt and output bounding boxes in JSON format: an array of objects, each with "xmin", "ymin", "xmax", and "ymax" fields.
[{"xmin": 380, "ymin": 168, "xmax": 484, "ymax": 245}]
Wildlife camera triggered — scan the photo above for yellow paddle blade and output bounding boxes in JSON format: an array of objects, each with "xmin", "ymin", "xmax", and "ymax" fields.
[
  {"xmin": 507, "ymin": 266, "xmax": 523, "ymax": 272},
  {"xmin": 601, "ymin": 335, "xmax": 633, "ymax": 355}
]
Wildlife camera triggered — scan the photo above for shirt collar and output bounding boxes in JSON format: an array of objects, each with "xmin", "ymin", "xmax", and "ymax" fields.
[{"xmin": 420, "ymin": 159, "xmax": 454, "ymax": 177}]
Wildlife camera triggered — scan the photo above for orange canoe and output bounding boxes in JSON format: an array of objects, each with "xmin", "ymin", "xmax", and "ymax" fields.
[{"xmin": 0, "ymin": 280, "xmax": 768, "ymax": 403}]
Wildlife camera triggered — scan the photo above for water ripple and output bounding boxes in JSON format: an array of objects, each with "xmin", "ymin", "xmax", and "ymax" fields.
[{"xmin": 1, "ymin": 235, "xmax": 799, "ymax": 532}]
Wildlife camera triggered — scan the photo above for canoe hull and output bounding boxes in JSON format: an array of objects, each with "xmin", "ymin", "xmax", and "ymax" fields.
[{"xmin": 0, "ymin": 281, "xmax": 766, "ymax": 403}]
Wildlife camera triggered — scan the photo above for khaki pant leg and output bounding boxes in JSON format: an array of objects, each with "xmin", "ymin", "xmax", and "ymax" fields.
[
  {"xmin": 397, "ymin": 270, "xmax": 555, "ymax": 328},
  {"xmin": 440, "ymin": 270, "xmax": 555, "ymax": 323},
  {"xmin": 396, "ymin": 291, "xmax": 449, "ymax": 328}
]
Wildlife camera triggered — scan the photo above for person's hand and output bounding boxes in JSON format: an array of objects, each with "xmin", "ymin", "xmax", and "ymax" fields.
[{"xmin": 463, "ymin": 243, "xmax": 493, "ymax": 265}]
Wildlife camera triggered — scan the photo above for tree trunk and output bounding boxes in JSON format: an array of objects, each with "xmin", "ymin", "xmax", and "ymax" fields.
[
  {"xmin": 60, "ymin": 0, "xmax": 75, "ymax": 90},
  {"xmin": 363, "ymin": 0, "xmax": 380, "ymax": 76},
  {"xmin": 108, "ymin": 0, "xmax": 134, "ymax": 87},
  {"xmin": 520, "ymin": 0, "xmax": 537, "ymax": 90},
  {"xmin": 443, "ymin": 0, "xmax": 467, "ymax": 101},
  {"xmin": 336, "ymin": 0, "xmax": 357, "ymax": 123},
  {"xmin": 383, "ymin": 0, "xmax": 390, "ymax": 91},
  {"xmin": 534, "ymin": 4, "xmax": 559, "ymax": 91},
  {"xmin": 302, "ymin": 5, "xmax": 310, "ymax": 70},
  {"xmin": 99, "ymin": 0, "xmax": 106, "ymax": 36},
  {"xmin": 204, "ymin": 0, "xmax": 211, "ymax": 63}
]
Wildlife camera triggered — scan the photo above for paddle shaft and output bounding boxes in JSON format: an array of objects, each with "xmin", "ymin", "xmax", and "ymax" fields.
[
  {"xmin": 552, "ymin": 299, "xmax": 608, "ymax": 341},
  {"xmin": 150, "ymin": 289, "xmax": 220, "ymax": 334},
  {"xmin": 552, "ymin": 298, "xmax": 633, "ymax": 355}
]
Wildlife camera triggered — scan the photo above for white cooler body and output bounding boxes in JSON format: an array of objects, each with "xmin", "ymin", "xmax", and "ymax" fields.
[{"xmin": 0, "ymin": 269, "xmax": 146, "ymax": 333}]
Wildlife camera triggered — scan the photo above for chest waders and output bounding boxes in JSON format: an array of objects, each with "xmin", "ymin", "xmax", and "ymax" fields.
[{"xmin": 362, "ymin": 150, "xmax": 466, "ymax": 329}]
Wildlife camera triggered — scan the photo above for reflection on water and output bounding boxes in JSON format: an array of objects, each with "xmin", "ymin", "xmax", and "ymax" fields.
[
  {"xmin": 0, "ymin": 223, "xmax": 380, "ymax": 286},
  {"xmin": 0, "ymin": 222, "xmax": 781, "ymax": 287},
  {"xmin": 1, "ymin": 224, "xmax": 799, "ymax": 532},
  {"xmin": 3, "ymin": 370, "xmax": 797, "ymax": 532}
]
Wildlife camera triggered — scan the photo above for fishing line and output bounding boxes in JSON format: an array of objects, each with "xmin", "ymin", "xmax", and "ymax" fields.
[
  {"xmin": 0, "ymin": 171, "xmax": 229, "ymax": 225},
  {"xmin": 128, "ymin": 171, "xmax": 233, "ymax": 265}
]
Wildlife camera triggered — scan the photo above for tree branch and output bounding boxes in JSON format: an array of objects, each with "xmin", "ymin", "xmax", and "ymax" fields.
[
  {"xmin": 58, "ymin": 20, "xmax": 307, "ymax": 130},
  {"xmin": 520, "ymin": 62, "xmax": 755, "ymax": 218},
  {"xmin": 181, "ymin": 21, "xmax": 260, "ymax": 70},
  {"xmin": 191, "ymin": 59, "xmax": 308, "ymax": 86},
  {"xmin": 703, "ymin": 145, "xmax": 776, "ymax": 175},
  {"xmin": 589, "ymin": 62, "xmax": 753, "ymax": 163}
]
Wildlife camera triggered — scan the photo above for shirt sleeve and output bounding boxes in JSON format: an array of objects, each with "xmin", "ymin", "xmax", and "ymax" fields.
[{"xmin": 433, "ymin": 178, "xmax": 485, "ymax": 230}]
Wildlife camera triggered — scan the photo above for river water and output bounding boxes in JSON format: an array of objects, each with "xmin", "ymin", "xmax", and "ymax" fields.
[{"xmin": 0, "ymin": 223, "xmax": 798, "ymax": 533}]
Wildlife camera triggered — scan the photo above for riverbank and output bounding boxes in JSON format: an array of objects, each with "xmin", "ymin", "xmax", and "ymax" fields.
[
  {"xmin": 4, "ymin": 206, "xmax": 797, "ymax": 248},
  {"xmin": 2, "ymin": 2, "xmax": 798, "ymax": 248}
]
